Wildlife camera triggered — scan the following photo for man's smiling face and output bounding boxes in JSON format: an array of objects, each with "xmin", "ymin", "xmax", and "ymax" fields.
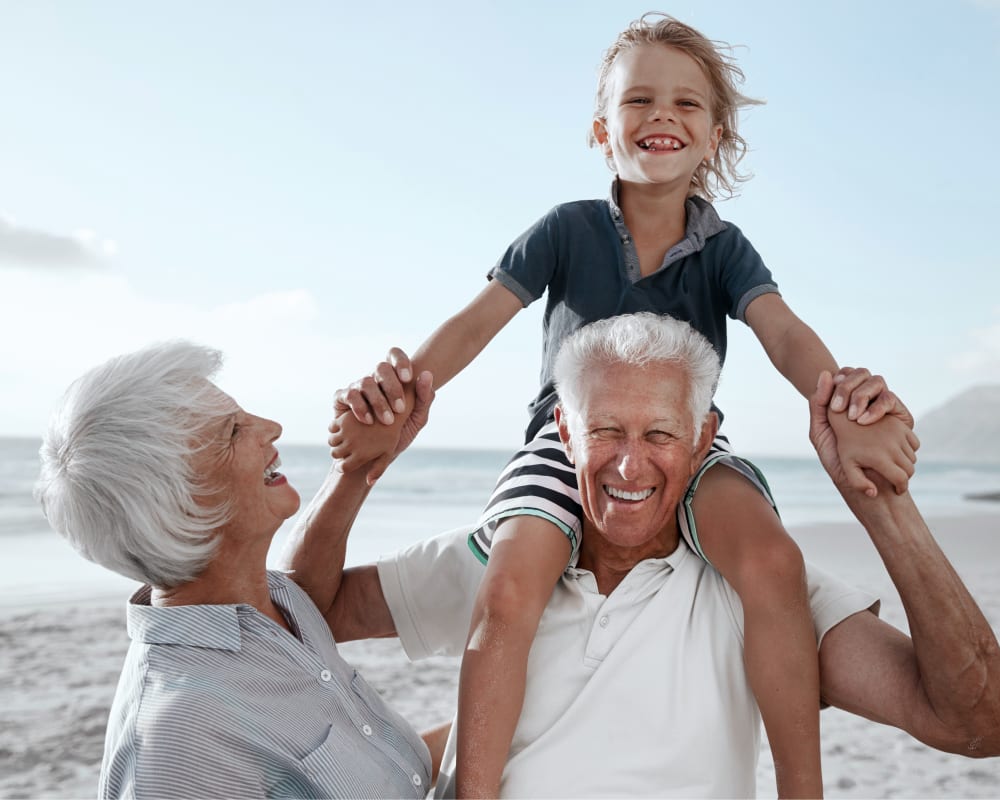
[{"xmin": 557, "ymin": 358, "xmax": 714, "ymax": 562}]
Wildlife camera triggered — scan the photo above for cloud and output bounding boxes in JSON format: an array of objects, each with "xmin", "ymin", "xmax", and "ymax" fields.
[
  {"xmin": 953, "ymin": 315, "xmax": 1000, "ymax": 378},
  {"xmin": 0, "ymin": 216, "xmax": 117, "ymax": 268}
]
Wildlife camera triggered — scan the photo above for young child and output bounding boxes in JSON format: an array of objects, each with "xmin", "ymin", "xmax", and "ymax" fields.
[{"xmin": 331, "ymin": 13, "xmax": 918, "ymax": 798}]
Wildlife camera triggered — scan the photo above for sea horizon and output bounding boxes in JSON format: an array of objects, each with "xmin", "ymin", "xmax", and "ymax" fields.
[{"xmin": 4, "ymin": 436, "xmax": 999, "ymax": 607}]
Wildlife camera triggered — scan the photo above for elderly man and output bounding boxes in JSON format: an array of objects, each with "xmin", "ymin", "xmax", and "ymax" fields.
[{"xmin": 284, "ymin": 313, "xmax": 1000, "ymax": 798}]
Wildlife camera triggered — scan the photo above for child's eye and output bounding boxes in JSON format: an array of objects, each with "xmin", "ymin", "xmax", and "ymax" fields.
[
  {"xmin": 678, "ymin": 100, "xmax": 699, "ymax": 108},
  {"xmin": 626, "ymin": 97, "xmax": 650, "ymax": 105}
]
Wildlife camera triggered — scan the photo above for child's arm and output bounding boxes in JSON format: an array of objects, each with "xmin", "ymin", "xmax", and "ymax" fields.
[
  {"xmin": 745, "ymin": 293, "xmax": 917, "ymax": 495},
  {"xmin": 330, "ymin": 280, "xmax": 523, "ymax": 482},
  {"xmin": 457, "ymin": 519, "xmax": 570, "ymax": 797}
]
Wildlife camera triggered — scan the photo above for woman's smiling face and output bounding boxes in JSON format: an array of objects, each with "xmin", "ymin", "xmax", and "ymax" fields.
[{"xmin": 192, "ymin": 385, "xmax": 301, "ymax": 542}]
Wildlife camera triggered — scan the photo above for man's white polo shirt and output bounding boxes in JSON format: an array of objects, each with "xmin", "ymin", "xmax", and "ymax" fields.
[{"xmin": 378, "ymin": 528, "xmax": 878, "ymax": 798}]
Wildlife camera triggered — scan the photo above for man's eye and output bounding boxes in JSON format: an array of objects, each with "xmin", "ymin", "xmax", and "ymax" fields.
[
  {"xmin": 646, "ymin": 431, "xmax": 674, "ymax": 444},
  {"xmin": 231, "ymin": 423, "xmax": 241, "ymax": 440}
]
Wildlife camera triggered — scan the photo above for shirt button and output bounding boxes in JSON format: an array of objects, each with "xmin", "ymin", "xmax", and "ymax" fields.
[
  {"xmin": 320, "ymin": 669, "xmax": 332, "ymax": 682},
  {"xmin": 412, "ymin": 774, "xmax": 423, "ymax": 787},
  {"xmin": 599, "ymin": 615, "xmax": 610, "ymax": 628},
  {"xmin": 362, "ymin": 724, "xmax": 373, "ymax": 736},
  {"xmin": 621, "ymin": 235, "xmax": 630, "ymax": 243}
]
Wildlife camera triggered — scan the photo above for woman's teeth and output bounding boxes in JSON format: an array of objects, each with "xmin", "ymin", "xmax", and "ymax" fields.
[{"xmin": 264, "ymin": 457, "xmax": 282, "ymax": 483}]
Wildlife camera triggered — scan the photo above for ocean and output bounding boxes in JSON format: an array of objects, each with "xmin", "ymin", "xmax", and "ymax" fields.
[{"xmin": 4, "ymin": 436, "xmax": 1000, "ymax": 605}]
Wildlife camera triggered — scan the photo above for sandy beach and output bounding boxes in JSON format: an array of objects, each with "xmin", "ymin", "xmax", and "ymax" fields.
[{"xmin": 2, "ymin": 512, "xmax": 998, "ymax": 799}]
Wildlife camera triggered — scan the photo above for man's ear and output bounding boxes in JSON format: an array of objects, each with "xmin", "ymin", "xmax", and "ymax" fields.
[
  {"xmin": 691, "ymin": 411, "xmax": 719, "ymax": 473},
  {"xmin": 554, "ymin": 404, "xmax": 575, "ymax": 464}
]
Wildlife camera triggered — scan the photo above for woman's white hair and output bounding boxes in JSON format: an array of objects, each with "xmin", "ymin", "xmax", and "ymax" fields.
[
  {"xmin": 34, "ymin": 340, "xmax": 233, "ymax": 588},
  {"xmin": 554, "ymin": 313, "xmax": 721, "ymax": 430}
]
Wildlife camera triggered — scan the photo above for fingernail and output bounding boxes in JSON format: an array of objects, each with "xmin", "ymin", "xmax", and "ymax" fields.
[
  {"xmin": 400, "ymin": 368, "xmax": 412, "ymax": 382},
  {"xmin": 394, "ymin": 399, "xmax": 406, "ymax": 413},
  {"xmin": 364, "ymin": 413, "xmax": 373, "ymax": 424},
  {"xmin": 848, "ymin": 404, "xmax": 858, "ymax": 419},
  {"xmin": 830, "ymin": 396, "xmax": 845, "ymax": 411},
  {"xmin": 382, "ymin": 411, "xmax": 394, "ymax": 424}
]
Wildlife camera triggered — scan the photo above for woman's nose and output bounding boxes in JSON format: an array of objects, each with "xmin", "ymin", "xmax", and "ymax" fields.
[{"xmin": 256, "ymin": 416, "xmax": 282, "ymax": 443}]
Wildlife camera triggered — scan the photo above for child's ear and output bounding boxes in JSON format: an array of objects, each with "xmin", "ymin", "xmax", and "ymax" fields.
[
  {"xmin": 592, "ymin": 118, "xmax": 613, "ymax": 158},
  {"xmin": 703, "ymin": 123, "xmax": 723, "ymax": 162}
]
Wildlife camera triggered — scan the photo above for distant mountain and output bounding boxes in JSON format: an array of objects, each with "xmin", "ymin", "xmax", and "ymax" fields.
[{"xmin": 916, "ymin": 385, "xmax": 1000, "ymax": 463}]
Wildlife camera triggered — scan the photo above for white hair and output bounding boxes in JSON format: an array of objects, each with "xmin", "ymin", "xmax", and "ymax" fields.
[
  {"xmin": 553, "ymin": 313, "xmax": 721, "ymax": 430},
  {"xmin": 35, "ymin": 341, "xmax": 233, "ymax": 588}
]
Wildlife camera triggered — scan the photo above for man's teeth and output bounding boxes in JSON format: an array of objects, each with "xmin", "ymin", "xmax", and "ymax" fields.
[
  {"xmin": 264, "ymin": 456, "xmax": 282, "ymax": 481},
  {"xmin": 605, "ymin": 485, "xmax": 654, "ymax": 501},
  {"xmin": 639, "ymin": 138, "xmax": 682, "ymax": 151}
]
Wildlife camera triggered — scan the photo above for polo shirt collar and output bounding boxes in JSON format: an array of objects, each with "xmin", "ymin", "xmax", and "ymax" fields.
[
  {"xmin": 125, "ymin": 572, "xmax": 293, "ymax": 653},
  {"xmin": 607, "ymin": 178, "xmax": 727, "ymax": 262},
  {"xmin": 566, "ymin": 534, "xmax": 693, "ymax": 594}
]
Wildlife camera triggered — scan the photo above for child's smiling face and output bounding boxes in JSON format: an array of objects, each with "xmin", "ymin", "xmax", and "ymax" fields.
[{"xmin": 593, "ymin": 43, "xmax": 722, "ymax": 191}]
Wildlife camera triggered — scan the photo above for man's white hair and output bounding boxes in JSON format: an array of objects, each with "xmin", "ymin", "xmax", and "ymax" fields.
[
  {"xmin": 35, "ymin": 341, "xmax": 233, "ymax": 588},
  {"xmin": 553, "ymin": 313, "xmax": 721, "ymax": 430}
]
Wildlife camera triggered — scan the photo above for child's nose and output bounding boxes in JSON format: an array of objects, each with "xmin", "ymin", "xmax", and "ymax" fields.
[{"xmin": 648, "ymin": 104, "xmax": 675, "ymax": 123}]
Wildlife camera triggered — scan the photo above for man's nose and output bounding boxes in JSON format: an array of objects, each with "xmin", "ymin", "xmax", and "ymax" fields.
[{"xmin": 617, "ymin": 442, "xmax": 642, "ymax": 480}]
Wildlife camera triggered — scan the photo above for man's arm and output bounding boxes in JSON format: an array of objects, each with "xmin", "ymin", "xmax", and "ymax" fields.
[
  {"xmin": 810, "ymin": 371, "xmax": 1000, "ymax": 755},
  {"xmin": 278, "ymin": 368, "xmax": 434, "ymax": 619}
]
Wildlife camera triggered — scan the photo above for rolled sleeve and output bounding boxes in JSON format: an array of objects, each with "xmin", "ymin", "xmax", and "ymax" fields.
[
  {"xmin": 804, "ymin": 561, "xmax": 880, "ymax": 646},
  {"xmin": 378, "ymin": 527, "xmax": 482, "ymax": 661}
]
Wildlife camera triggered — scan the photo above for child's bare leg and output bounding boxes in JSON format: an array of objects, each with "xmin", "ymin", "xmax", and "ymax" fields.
[
  {"xmin": 691, "ymin": 465, "xmax": 822, "ymax": 799},
  {"xmin": 457, "ymin": 515, "xmax": 570, "ymax": 798}
]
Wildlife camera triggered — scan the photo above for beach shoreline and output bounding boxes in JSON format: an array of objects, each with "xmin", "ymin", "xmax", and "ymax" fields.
[{"xmin": 1, "ymin": 511, "xmax": 998, "ymax": 799}]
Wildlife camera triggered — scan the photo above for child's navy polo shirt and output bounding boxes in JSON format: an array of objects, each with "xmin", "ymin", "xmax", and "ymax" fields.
[{"xmin": 489, "ymin": 184, "xmax": 779, "ymax": 441}]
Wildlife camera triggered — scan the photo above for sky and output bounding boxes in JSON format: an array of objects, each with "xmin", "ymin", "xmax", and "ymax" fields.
[{"xmin": 2, "ymin": 0, "xmax": 999, "ymax": 457}]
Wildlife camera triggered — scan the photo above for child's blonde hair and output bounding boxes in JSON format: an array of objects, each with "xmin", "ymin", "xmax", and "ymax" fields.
[{"xmin": 589, "ymin": 12, "xmax": 763, "ymax": 201}]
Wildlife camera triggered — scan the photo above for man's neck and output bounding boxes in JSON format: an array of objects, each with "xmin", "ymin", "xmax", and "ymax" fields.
[{"xmin": 577, "ymin": 523, "xmax": 681, "ymax": 596}]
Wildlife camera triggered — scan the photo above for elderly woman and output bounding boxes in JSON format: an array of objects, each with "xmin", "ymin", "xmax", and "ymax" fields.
[{"xmin": 35, "ymin": 340, "xmax": 439, "ymax": 799}]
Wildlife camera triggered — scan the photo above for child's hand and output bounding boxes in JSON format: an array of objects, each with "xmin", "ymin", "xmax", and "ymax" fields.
[
  {"xmin": 830, "ymin": 366, "xmax": 915, "ymax": 429},
  {"xmin": 827, "ymin": 406, "xmax": 920, "ymax": 497},
  {"xmin": 328, "ymin": 409, "xmax": 403, "ymax": 478}
]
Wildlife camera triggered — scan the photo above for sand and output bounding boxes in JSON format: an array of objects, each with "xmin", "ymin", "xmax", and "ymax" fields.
[{"xmin": 1, "ymin": 512, "xmax": 999, "ymax": 799}]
